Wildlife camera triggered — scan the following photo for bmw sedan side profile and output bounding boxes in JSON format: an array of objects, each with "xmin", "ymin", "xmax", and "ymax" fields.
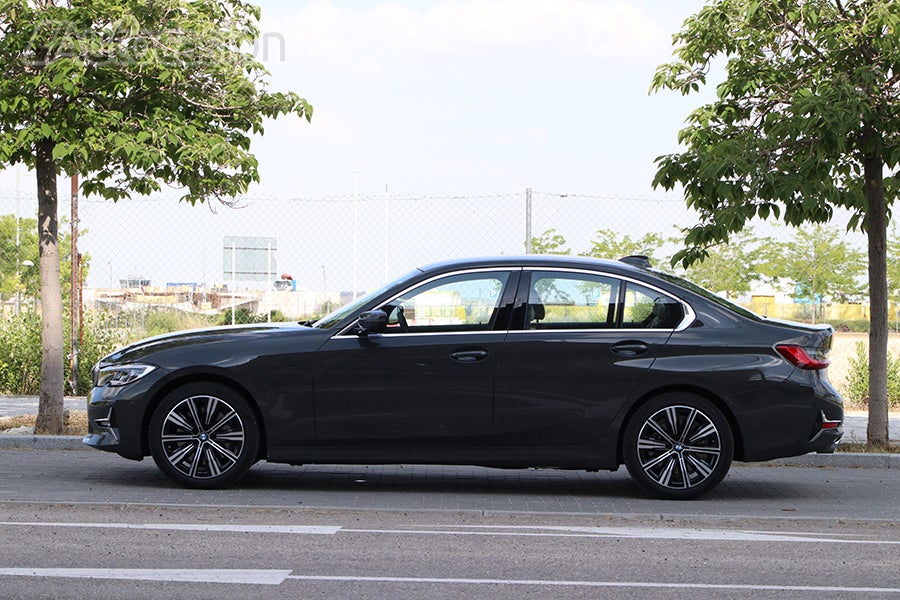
[{"xmin": 84, "ymin": 255, "xmax": 844, "ymax": 499}]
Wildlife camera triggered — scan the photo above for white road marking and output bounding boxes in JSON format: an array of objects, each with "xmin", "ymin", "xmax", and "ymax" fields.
[
  {"xmin": 1, "ymin": 522, "xmax": 340, "ymax": 535},
  {"xmin": 0, "ymin": 569, "xmax": 291, "ymax": 585},
  {"xmin": 0, "ymin": 569, "xmax": 897, "ymax": 593},
  {"xmin": 2, "ymin": 521, "xmax": 897, "ymax": 545},
  {"xmin": 343, "ymin": 525, "xmax": 900, "ymax": 545},
  {"xmin": 284, "ymin": 575, "xmax": 900, "ymax": 593}
]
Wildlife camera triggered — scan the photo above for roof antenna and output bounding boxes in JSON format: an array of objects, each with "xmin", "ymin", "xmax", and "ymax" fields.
[{"xmin": 619, "ymin": 255, "xmax": 652, "ymax": 269}]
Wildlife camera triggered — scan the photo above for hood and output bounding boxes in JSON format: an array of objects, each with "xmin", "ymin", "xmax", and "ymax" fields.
[{"xmin": 101, "ymin": 322, "xmax": 315, "ymax": 366}]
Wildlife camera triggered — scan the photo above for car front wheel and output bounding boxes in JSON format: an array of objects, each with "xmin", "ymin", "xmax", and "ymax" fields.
[
  {"xmin": 149, "ymin": 383, "xmax": 260, "ymax": 489},
  {"xmin": 623, "ymin": 393, "xmax": 733, "ymax": 500}
]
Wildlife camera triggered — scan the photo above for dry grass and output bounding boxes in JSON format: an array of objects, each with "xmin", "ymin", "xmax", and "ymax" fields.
[
  {"xmin": 836, "ymin": 442, "xmax": 900, "ymax": 454},
  {"xmin": 0, "ymin": 411, "xmax": 88, "ymax": 436}
]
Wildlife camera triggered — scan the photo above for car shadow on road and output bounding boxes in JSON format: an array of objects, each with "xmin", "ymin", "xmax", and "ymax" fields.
[{"xmin": 79, "ymin": 457, "xmax": 856, "ymax": 505}]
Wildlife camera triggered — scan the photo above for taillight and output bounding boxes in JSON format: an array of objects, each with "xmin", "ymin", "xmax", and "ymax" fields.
[{"xmin": 775, "ymin": 344, "xmax": 830, "ymax": 370}]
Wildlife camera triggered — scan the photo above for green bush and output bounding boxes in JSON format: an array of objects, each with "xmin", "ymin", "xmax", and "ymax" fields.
[
  {"xmin": 217, "ymin": 308, "xmax": 289, "ymax": 326},
  {"xmin": 828, "ymin": 320, "xmax": 871, "ymax": 333},
  {"xmin": 0, "ymin": 311, "xmax": 129, "ymax": 396},
  {"xmin": 844, "ymin": 342, "xmax": 900, "ymax": 409},
  {"xmin": 0, "ymin": 312, "xmax": 43, "ymax": 395}
]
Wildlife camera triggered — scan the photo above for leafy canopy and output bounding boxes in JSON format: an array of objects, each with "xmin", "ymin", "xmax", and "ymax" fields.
[
  {"xmin": 651, "ymin": 0, "xmax": 900, "ymax": 266},
  {"xmin": 581, "ymin": 229, "xmax": 665, "ymax": 265},
  {"xmin": 0, "ymin": 0, "xmax": 312, "ymax": 203},
  {"xmin": 0, "ymin": 213, "xmax": 82, "ymax": 301},
  {"xmin": 675, "ymin": 228, "xmax": 779, "ymax": 296},
  {"xmin": 781, "ymin": 223, "xmax": 867, "ymax": 301}
]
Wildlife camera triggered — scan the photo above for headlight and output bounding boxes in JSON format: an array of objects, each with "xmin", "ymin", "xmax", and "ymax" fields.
[{"xmin": 95, "ymin": 364, "xmax": 157, "ymax": 388}]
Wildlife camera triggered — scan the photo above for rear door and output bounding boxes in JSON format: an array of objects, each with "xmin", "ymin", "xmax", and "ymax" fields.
[{"xmin": 493, "ymin": 269, "xmax": 686, "ymax": 446}]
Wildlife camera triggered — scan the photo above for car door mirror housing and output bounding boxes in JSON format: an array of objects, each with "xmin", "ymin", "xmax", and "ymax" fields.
[{"xmin": 355, "ymin": 310, "xmax": 389, "ymax": 336}]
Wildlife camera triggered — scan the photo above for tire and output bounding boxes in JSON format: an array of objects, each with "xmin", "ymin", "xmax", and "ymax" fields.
[
  {"xmin": 623, "ymin": 393, "xmax": 733, "ymax": 500},
  {"xmin": 149, "ymin": 382, "xmax": 260, "ymax": 489}
]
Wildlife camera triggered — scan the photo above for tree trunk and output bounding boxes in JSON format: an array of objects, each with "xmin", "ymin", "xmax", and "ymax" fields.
[
  {"xmin": 864, "ymin": 152, "xmax": 889, "ymax": 448},
  {"xmin": 33, "ymin": 139, "xmax": 65, "ymax": 436}
]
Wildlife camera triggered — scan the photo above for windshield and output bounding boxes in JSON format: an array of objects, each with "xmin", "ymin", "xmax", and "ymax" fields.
[
  {"xmin": 653, "ymin": 271, "xmax": 764, "ymax": 322},
  {"xmin": 312, "ymin": 268, "xmax": 423, "ymax": 329}
]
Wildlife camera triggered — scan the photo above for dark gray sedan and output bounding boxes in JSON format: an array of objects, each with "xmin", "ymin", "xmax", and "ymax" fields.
[{"xmin": 85, "ymin": 255, "xmax": 843, "ymax": 499}]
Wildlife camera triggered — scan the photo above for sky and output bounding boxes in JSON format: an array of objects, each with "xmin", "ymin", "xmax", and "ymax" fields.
[
  {"xmin": 2, "ymin": 0, "xmax": 767, "ymax": 292},
  {"xmin": 246, "ymin": 0, "xmax": 709, "ymax": 198},
  {"xmin": 0, "ymin": 0, "xmax": 712, "ymax": 198}
]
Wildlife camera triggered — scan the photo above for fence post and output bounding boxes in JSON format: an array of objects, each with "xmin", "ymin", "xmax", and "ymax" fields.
[
  {"xmin": 524, "ymin": 188, "xmax": 532, "ymax": 254},
  {"xmin": 70, "ymin": 174, "xmax": 80, "ymax": 395}
]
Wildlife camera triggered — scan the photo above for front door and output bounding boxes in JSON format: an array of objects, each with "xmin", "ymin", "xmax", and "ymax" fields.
[{"xmin": 314, "ymin": 269, "xmax": 518, "ymax": 446}]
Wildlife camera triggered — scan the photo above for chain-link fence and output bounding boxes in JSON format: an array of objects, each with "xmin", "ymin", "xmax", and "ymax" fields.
[{"xmin": 0, "ymin": 186, "xmax": 893, "ymax": 400}]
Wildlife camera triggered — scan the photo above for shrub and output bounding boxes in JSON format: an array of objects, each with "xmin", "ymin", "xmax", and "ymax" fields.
[
  {"xmin": 828, "ymin": 320, "xmax": 870, "ymax": 333},
  {"xmin": 0, "ymin": 312, "xmax": 43, "ymax": 395},
  {"xmin": 0, "ymin": 311, "xmax": 129, "ymax": 396},
  {"xmin": 217, "ymin": 308, "xmax": 289, "ymax": 326},
  {"xmin": 844, "ymin": 342, "xmax": 900, "ymax": 409}
]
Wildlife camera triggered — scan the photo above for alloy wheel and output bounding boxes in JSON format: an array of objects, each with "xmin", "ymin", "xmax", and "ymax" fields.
[
  {"xmin": 635, "ymin": 404, "xmax": 722, "ymax": 490},
  {"xmin": 158, "ymin": 394, "xmax": 246, "ymax": 480}
]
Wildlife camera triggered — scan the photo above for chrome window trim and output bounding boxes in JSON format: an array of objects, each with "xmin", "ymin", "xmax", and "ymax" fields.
[
  {"xmin": 524, "ymin": 267, "xmax": 696, "ymax": 333},
  {"xmin": 336, "ymin": 267, "xmax": 522, "ymax": 337}
]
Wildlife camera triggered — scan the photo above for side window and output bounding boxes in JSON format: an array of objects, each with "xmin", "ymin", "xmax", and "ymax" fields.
[
  {"xmin": 380, "ymin": 272, "xmax": 510, "ymax": 334},
  {"xmin": 621, "ymin": 283, "xmax": 685, "ymax": 330},
  {"xmin": 526, "ymin": 272, "xmax": 619, "ymax": 330}
]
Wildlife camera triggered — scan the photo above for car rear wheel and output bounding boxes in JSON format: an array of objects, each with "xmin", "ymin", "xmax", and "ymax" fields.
[
  {"xmin": 623, "ymin": 393, "xmax": 733, "ymax": 500},
  {"xmin": 149, "ymin": 383, "xmax": 259, "ymax": 489}
]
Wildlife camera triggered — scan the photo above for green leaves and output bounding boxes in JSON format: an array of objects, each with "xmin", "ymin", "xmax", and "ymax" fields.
[
  {"xmin": 652, "ymin": 1, "xmax": 900, "ymax": 275},
  {"xmin": 0, "ymin": 0, "xmax": 312, "ymax": 204}
]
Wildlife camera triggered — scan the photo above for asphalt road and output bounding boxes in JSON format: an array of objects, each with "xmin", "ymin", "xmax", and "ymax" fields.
[
  {"xmin": 1, "ymin": 448, "xmax": 898, "ymax": 598},
  {"xmin": 0, "ymin": 496, "xmax": 898, "ymax": 599}
]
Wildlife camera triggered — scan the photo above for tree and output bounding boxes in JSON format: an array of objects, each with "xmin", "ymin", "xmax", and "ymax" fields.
[
  {"xmin": 529, "ymin": 228, "xmax": 570, "ymax": 255},
  {"xmin": 677, "ymin": 228, "xmax": 779, "ymax": 298},
  {"xmin": 581, "ymin": 229, "xmax": 666, "ymax": 265},
  {"xmin": 651, "ymin": 0, "xmax": 899, "ymax": 448},
  {"xmin": 1, "ymin": 213, "xmax": 83, "ymax": 309},
  {"xmin": 0, "ymin": 1, "xmax": 312, "ymax": 433},
  {"xmin": 0, "ymin": 213, "xmax": 39, "ymax": 303},
  {"xmin": 779, "ymin": 224, "xmax": 866, "ymax": 320},
  {"xmin": 889, "ymin": 225, "xmax": 900, "ymax": 318}
]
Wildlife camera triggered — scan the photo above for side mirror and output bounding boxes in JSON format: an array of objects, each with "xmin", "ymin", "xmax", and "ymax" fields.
[{"xmin": 354, "ymin": 310, "xmax": 388, "ymax": 336}]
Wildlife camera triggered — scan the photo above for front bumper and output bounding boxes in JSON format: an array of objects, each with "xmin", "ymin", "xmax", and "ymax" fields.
[{"xmin": 82, "ymin": 370, "xmax": 165, "ymax": 460}]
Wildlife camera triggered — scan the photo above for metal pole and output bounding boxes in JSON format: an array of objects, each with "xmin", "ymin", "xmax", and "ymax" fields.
[
  {"xmin": 14, "ymin": 166, "xmax": 21, "ymax": 316},
  {"xmin": 353, "ymin": 167, "xmax": 359, "ymax": 300},
  {"xmin": 266, "ymin": 242, "xmax": 271, "ymax": 323},
  {"xmin": 525, "ymin": 188, "xmax": 533, "ymax": 254},
  {"xmin": 70, "ymin": 174, "xmax": 80, "ymax": 394},
  {"xmin": 231, "ymin": 243, "xmax": 236, "ymax": 326},
  {"xmin": 383, "ymin": 181, "xmax": 389, "ymax": 284}
]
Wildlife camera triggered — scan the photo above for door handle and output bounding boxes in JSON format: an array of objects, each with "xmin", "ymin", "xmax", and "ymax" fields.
[
  {"xmin": 610, "ymin": 342, "xmax": 649, "ymax": 357},
  {"xmin": 450, "ymin": 349, "xmax": 488, "ymax": 363}
]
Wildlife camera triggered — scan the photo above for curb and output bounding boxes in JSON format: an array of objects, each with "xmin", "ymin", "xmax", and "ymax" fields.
[
  {"xmin": 751, "ymin": 452, "xmax": 900, "ymax": 469},
  {"xmin": 0, "ymin": 435, "xmax": 91, "ymax": 451},
  {"xmin": 0, "ymin": 435, "xmax": 897, "ymax": 467}
]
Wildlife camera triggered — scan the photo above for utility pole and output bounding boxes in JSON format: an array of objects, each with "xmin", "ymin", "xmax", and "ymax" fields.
[
  {"xmin": 524, "ymin": 188, "xmax": 533, "ymax": 254},
  {"xmin": 70, "ymin": 174, "xmax": 81, "ymax": 394},
  {"xmin": 14, "ymin": 166, "xmax": 21, "ymax": 315}
]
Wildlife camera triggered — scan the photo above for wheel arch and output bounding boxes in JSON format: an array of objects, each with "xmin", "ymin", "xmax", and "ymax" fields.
[
  {"xmin": 140, "ymin": 372, "xmax": 268, "ymax": 460},
  {"xmin": 616, "ymin": 385, "xmax": 745, "ymax": 464}
]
